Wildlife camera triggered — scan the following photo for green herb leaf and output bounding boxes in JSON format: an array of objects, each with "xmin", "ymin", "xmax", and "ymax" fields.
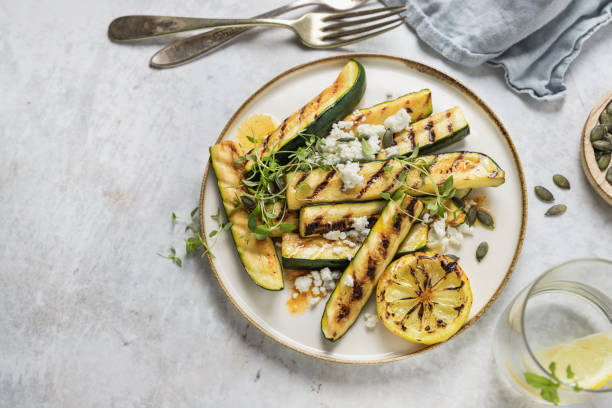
[
  {"xmin": 392, "ymin": 189, "xmax": 404, "ymax": 201},
  {"xmin": 211, "ymin": 208, "xmax": 221, "ymax": 221},
  {"xmin": 383, "ymin": 166, "xmax": 393, "ymax": 172},
  {"xmin": 361, "ymin": 138, "xmax": 374, "ymax": 159},
  {"xmin": 443, "ymin": 176, "xmax": 454, "ymax": 196},
  {"xmin": 172, "ymin": 212, "xmax": 178, "ymax": 223},
  {"xmin": 549, "ymin": 362, "xmax": 559, "ymax": 382},
  {"xmin": 255, "ymin": 233, "xmax": 267, "ymax": 240},
  {"xmin": 397, "ymin": 171, "xmax": 407, "ymax": 184},
  {"xmin": 209, "ymin": 230, "xmax": 218, "ymax": 238},
  {"xmin": 221, "ymin": 221, "xmax": 233, "ymax": 231},
  {"xmin": 248, "ymin": 213, "xmax": 258, "ymax": 232},
  {"xmin": 190, "ymin": 207, "xmax": 199, "ymax": 218},
  {"xmin": 409, "ymin": 145, "xmax": 420, "ymax": 159},
  {"xmin": 247, "ymin": 135, "xmax": 256, "ymax": 144},
  {"xmin": 234, "ymin": 156, "xmax": 246, "ymax": 163},
  {"xmin": 566, "ymin": 365, "xmax": 575, "ymax": 380},
  {"xmin": 524, "ymin": 373, "xmax": 557, "ymax": 388},
  {"xmin": 279, "ymin": 224, "xmax": 296, "ymax": 232},
  {"xmin": 297, "ymin": 182, "xmax": 310, "ymax": 191},
  {"xmin": 540, "ymin": 387, "xmax": 560, "ymax": 406},
  {"xmin": 254, "ymin": 225, "xmax": 271, "ymax": 236},
  {"xmin": 380, "ymin": 192, "xmax": 391, "ymax": 201},
  {"xmin": 185, "ymin": 237, "xmax": 203, "ymax": 254}
]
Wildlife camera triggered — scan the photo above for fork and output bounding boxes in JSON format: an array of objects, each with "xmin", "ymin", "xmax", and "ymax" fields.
[
  {"xmin": 150, "ymin": 0, "xmax": 370, "ymax": 69},
  {"xmin": 108, "ymin": 6, "xmax": 406, "ymax": 49}
]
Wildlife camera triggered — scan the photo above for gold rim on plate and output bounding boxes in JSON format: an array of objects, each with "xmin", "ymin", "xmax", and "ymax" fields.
[{"xmin": 199, "ymin": 53, "xmax": 528, "ymax": 364}]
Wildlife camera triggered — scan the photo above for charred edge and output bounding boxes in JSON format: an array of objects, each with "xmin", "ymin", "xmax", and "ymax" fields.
[
  {"xmin": 405, "ymin": 302, "xmax": 420, "ymax": 316},
  {"xmin": 450, "ymin": 153, "xmax": 465, "ymax": 171},
  {"xmin": 294, "ymin": 172, "xmax": 309, "ymax": 189},
  {"xmin": 445, "ymin": 281, "xmax": 465, "ymax": 291},
  {"xmin": 393, "ymin": 212, "xmax": 405, "ymax": 231},
  {"xmin": 381, "ymin": 236, "xmax": 390, "ymax": 250},
  {"xmin": 366, "ymin": 215, "xmax": 379, "ymax": 228},
  {"xmin": 309, "ymin": 169, "xmax": 336, "ymax": 198},
  {"xmin": 351, "ymin": 284, "xmax": 363, "ymax": 301},
  {"xmin": 382, "ymin": 177, "xmax": 397, "ymax": 193},
  {"xmin": 417, "ymin": 303, "xmax": 424, "ymax": 320},
  {"xmin": 424, "ymin": 121, "xmax": 435, "ymax": 142},
  {"xmin": 490, "ymin": 169, "xmax": 499, "ymax": 178},
  {"xmin": 446, "ymin": 111, "xmax": 451, "ymax": 118},
  {"xmin": 296, "ymin": 105, "xmax": 306, "ymax": 123},
  {"xmin": 441, "ymin": 261, "xmax": 458, "ymax": 274},
  {"xmin": 408, "ymin": 130, "xmax": 416, "ymax": 150},
  {"xmin": 426, "ymin": 93, "xmax": 432, "ymax": 104},
  {"xmin": 425, "ymin": 325, "xmax": 431, "ymax": 332},
  {"xmin": 454, "ymin": 304, "xmax": 465, "ymax": 313},
  {"xmin": 437, "ymin": 319, "xmax": 446, "ymax": 327},
  {"xmin": 336, "ymin": 304, "xmax": 350, "ymax": 321},
  {"xmin": 356, "ymin": 164, "xmax": 386, "ymax": 199},
  {"xmin": 367, "ymin": 258, "xmax": 377, "ymax": 280},
  {"xmin": 407, "ymin": 197, "xmax": 418, "ymax": 216}
]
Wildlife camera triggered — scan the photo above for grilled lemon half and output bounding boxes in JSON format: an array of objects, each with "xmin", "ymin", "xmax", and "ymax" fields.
[{"xmin": 376, "ymin": 252, "xmax": 472, "ymax": 345}]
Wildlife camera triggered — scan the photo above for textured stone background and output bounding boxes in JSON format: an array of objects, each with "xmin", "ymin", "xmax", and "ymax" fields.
[{"xmin": 1, "ymin": 1, "xmax": 611, "ymax": 407}]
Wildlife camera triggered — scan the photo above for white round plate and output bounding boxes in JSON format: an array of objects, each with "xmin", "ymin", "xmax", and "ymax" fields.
[{"xmin": 200, "ymin": 54, "xmax": 526, "ymax": 364}]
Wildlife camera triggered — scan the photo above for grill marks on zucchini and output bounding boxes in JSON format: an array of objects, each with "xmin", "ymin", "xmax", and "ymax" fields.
[
  {"xmin": 340, "ymin": 89, "xmax": 433, "ymax": 132},
  {"xmin": 299, "ymin": 201, "xmax": 385, "ymax": 237},
  {"xmin": 245, "ymin": 59, "xmax": 365, "ymax": 172},
  {"xmin": 321, "ymin": 196, "xmax": 424, "ymax": 341},
  {"xmin": 210, "ymin": 141, "xmax": 284, "ymax": 290},
  {"xmin": 375, "ymin": 106, "xmax": 469, "ymax": 160},
  {"xmin": 285, "ymin": 152, "xmax": 505, "ymax": 210},
  {"xmin": 281, "ymin": 232, "xmax": 358, "ymax": 270}
]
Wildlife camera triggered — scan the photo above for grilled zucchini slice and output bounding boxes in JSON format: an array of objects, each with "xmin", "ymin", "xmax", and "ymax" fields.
[
  {"xmin": 340, "ymin": 89, "xmax": 432, "ymax": 134},
  {"xmin": 210, "ymin": 141, "xmax": 284, "ymax": 290},
  {"xmin": 396, "ymin": 223, "xmax": 429, "ymax": 257},
  {"xmin": 321, "ymin": 195, "xmax": 424, "ymax": 341},
  {"xmin": 286, "ymin": 152, "xmax": 505, "ymax": 210},
  {"xmin": 299, "ymin": 201, "xmax": 386, "ymax": 238},
  {"xmin": 376, "ymin": 106, "xmax": 469, "ymax": 159},
  {"xmin": 281, "ymin": 233, "xmax": 358, "ymax": 270},
  {"xmin": 246, "ymin": 59, "xmax": 365, "ymax": 172}
]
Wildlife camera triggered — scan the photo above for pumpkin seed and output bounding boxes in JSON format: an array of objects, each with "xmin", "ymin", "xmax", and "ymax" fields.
[
  {"xmin": 592, "ymin": 140, "xmax": 612, "ymax": 152},
  {"xmin": 598, "ymin": 153, "xmax": 611, "ymax": 171},
  {"xmin": 337, "ymin": 137, "xmax": 355, "ymax": 143},
  {"xmin": 607, "ymin": 101, "xmax": 612, "ymax": 115},
  {"xmin": 240, "ymin": 195, "xmax": 256, "ymax": 210},
  {"xmin": 451, "ymin": 197, "xmax": 465, "ymax": 208},
  {"xmin": 466, "ymin": 205, "xmax": 477, "ymax": 226},
  {"xmin": 552, "ymin": 174, "xmax": 570, "ymax": 189},
  {"xmin": 476, "ymin": 242, "xmax": 488, "ymax": 262},
  {"xmin": 446, "ymin": 254, "xmax": 460, "ymax": 262},
  {"xmin": 534, "ymin": 186, "xmax": 554, "ymax": 202},
  {"xmin": 601, "ymin": 111, "xmax": 612, "ymax": 125},
  {"xmin": 591, "ymin": 125, "xmax": 607, "ymax": 142},
  {"xmin": 476, "ymin": 209, "xmax": 495, "ymax": 228},
  {"xmin": 607, "ymin": 167, "xmax": 612, "ymax": 185},
  {"xmin": 382, "ymin": 129, "xmax": 394, "ymax": 148},
  {"xmin": 545, "ymin": 204, "xmax": 567, "ymax": 216},
  {"xmin": 275, "ymin": 175, "xmax": 286, "ymax": 191}
]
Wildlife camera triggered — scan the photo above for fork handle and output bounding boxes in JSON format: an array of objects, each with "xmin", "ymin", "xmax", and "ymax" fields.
[
  {"xmin": 108, "ymin": 15, "xmax": 292, "ymax": 42},
  {"xmin": 149, "ymin": 0, "xmax": 313, "ymax": 68}
]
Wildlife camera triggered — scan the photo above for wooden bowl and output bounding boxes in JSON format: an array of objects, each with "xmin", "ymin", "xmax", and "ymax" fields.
[{"xmin": 580, "ymin": 90, "xmax": 612, "ymax": 206}]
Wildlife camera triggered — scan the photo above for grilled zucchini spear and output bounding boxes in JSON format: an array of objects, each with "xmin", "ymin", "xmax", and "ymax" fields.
[
  {"xmin": 285, "ymin": 152, "xmax": 505, "ymax": 210},
  {"xmin": 321, "ymin": 194, "xmax": 424, "ymax": 341},
  {"xmin": 210, "ymin": 141, "xmax": 284, "ymax": 290}
]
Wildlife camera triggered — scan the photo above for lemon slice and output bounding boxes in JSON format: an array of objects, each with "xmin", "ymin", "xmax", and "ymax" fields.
[
  {"xmin": 534, "ymin": 332, "xmax": 612, "ymax": 390},
  {"xmin": 234, "ymin": 113, "xmax": 278, "ymax": 153},
  {"xmin": 376, "ymin": 252, "xmax": 472, "ymax": 345}
]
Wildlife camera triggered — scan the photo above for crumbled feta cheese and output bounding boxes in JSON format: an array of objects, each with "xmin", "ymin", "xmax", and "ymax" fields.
[
  {"xmin": 320, "ymin": 267, "xmax": 333, "ymax": 281},
  {"xmin": 294, "ymin": 275, "xmax": 312, "ymax": 293},
  {"xmin": 384, "ymin": 108, "xmax": 412, "ymax": 133},
  {"xmin": 342, "ymin": 239, "xmax": 357, "ymax": 247},
  {"xmin": 347, "ymin": 254, "xmax": 353, "ymax": 261},
  {"xmin": 332, "ymin": 246, "xmax": 344, "ymax": 256},
  {"xmin": 457, "ymin": 223, "xmax": 474, "ymax": 235},
  {"xmin": 318, "ymin": 124, "xmax": 363, "ymax": 164},
  {"xmin": 364, "ymin": 313, "xmax": 378, "ymax": 329},
  {"xmin": 311, "ymin": 271, "xmax": 322, "ymax": 288},
  {"xmin": 310, "ymin": 297, "xmax": 320, "ymax": 305},
  {"xmin": 432, "ymin": 216, "xmax": 447, "ymax": 238},
  {"xmin": 312, "ymin": 286, "xmax": 320, "ymax": 295},
  {"xmin": 349, "ymin": 216, "xmax": 371, "ymax": 242},
  {"xmin": 422, "ymin": 213, "xmax": 431, "ymax": 223},
  {"xmin": 344, "ymin": 274, "xmax": 354, "ymax": 287},
  {"xmin": 447, "ymin": 227, "xmax": 463, "ymax": 247},
  {"xmin": 324, "ymin": 279, "xmax": 336, "ymax": 290},
  {"xmin": 274, "ymin": 241, "xmax": 281, "ymax": 248},
  {"xmin": 331, "ymin": 271, "xmax": 342, "ymax": 280},
  {"xmin": 357, "ymin": 124, "xmax": 386, "ymax": 140},
  {"xmin": 385, "ymin": 145, "xmax": 400, "ymax": 157},
  {"xmin": 323, "ymin": 230, "xmax": 347, "ymax": 241},
  {"xmin": 336, "ymin": 161, "xmax": 363, "ymax": 191},
  {"xmin": 337, "ymin": 120, "xmax": 354, "ymax": 130}
]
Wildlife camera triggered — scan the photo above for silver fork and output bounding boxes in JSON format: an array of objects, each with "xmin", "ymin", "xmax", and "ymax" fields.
[
  {"xmin": 108, "ymin": 6, "xmax": 406, "ymax": 49},
  {"xmin": 150, "ymin": 0, "xmax": 370, "ymax": 69}
]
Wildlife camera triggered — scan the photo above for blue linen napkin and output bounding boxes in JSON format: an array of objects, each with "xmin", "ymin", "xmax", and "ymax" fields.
[{"xmin": 382, "ymin": 0, "xmax": 612, "ymax": 99}]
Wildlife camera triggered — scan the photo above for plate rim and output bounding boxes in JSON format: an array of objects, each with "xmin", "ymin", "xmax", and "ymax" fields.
[{"xmin": 199, "ymin": 53, "xmax": 528, "ymax": 364}]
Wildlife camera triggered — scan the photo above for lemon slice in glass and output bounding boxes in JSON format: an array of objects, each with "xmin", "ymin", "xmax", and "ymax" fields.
[
  {"xmin": 535, "ymin": 331, "xmax": 612, "ymax": 390},
  {"xmin": 376, "ymin": 252, "xmax": 472, "ymax": 345}
]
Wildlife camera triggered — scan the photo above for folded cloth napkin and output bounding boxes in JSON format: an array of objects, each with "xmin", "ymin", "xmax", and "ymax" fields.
[{"xmin": 382, "ymin": 0, "xmax": 612, "ymax": 99}]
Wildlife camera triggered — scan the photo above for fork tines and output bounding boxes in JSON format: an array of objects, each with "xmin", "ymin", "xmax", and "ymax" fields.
[{"xmin": 321, "ymin": 5, "xmax": 406, "ymax": 45}]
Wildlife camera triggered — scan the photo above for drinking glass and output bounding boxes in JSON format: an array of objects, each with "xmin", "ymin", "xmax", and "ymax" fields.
[{"xmin": 494, "ymin": 258, "xmax": 612, "ymax": 405}]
